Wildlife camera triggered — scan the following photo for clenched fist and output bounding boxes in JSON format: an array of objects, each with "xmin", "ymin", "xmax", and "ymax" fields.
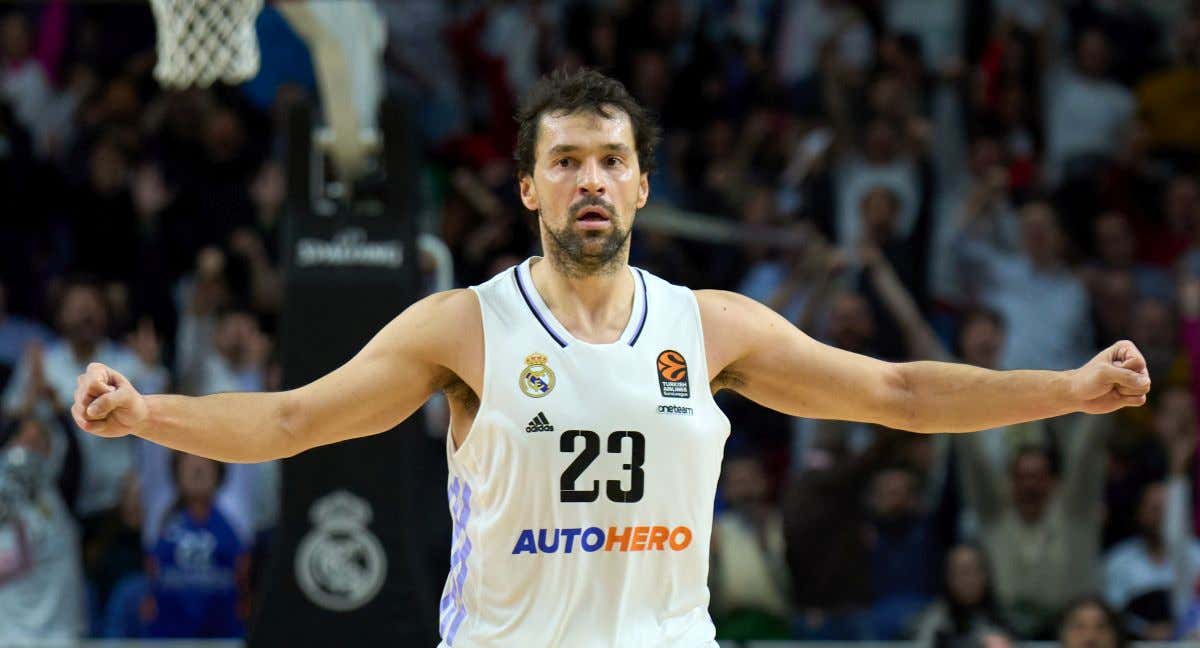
[
  {"xmin": 1071, "ymin": 340, "xmax": 1152, "ymax": 414},
  {"xmin": 71, "ymin": 362, "xmax": 149, "ymax": 438}
]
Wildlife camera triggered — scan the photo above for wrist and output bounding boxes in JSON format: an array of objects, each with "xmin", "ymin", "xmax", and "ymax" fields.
[
  {"xmin": 140, "ymin": 393, "xmax": 164, "ymax": 438},
  {"xmin": 1061, "ymin": 368, "xmax": 1085, "ymax": 412}
]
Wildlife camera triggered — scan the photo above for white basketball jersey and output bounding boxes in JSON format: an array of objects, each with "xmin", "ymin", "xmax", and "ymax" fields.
[{"xmin": 436, "ymin": 258, "xmax": 730, "ymax": 647}]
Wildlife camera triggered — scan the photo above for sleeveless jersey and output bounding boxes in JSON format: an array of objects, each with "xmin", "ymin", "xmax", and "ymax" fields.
[{"xmin": 436, "ymin": 258, "xmax": 730, "ymax": 647}]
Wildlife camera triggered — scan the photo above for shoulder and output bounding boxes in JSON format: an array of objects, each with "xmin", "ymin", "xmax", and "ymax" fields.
[
  {"xmin": 695, "ymin": 290, "xmax": 756, "ymax": 345},
  {"xmin": 208, "ymin": 507, "xmax": 244, "ymax": 542},
  {"xmin": 695, "ymin": 290, "xmax": 793, "ymax": 385},
  {"xmin": 1103, "ymin": 538, "xmax": 1145, "ymax": 570},
  {"xmin": 393, "ymin": 289, "xmax": 480, "ymax": 332},
  {"xmin": 387, "ymin": 289, "xmax": 483, "ymax": 388},
  {"xmin": 695, "ymin": 289, "xmax": 761, "ymax": 321},
  {"xmin": 415, "ymin": 287, "xmax": 480, "ymax": 316},
  {"xmin": 386, "ymin": 289, "xmax": 481, "ymax": 354},
  {"xmin": 695, "ymin": 289, "xmax": 790, "ymax": 336}
]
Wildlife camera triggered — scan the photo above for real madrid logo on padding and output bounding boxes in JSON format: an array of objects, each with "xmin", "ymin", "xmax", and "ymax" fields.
[
  {"xmin": 519, "ymin": 352, "xmax": 556, "ymax": 398},
  {"xmin": 294, "ymin": 490, "xmax": 387, "ymax": 612}
]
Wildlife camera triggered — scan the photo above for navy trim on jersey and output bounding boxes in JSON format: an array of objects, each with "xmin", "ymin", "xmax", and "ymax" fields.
[
  {"xmin": 513, "ymin": 269, "xmax": 569, "ymax": 348},
  {"xmin": 628, "ymin": 268, "xmax": 649, "ymax": 347}
]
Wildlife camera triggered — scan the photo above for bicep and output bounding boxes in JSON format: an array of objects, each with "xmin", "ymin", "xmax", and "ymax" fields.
[
  {"xmin": 703, "ymin": 291, "xmax": 907, "ymax": 426},
  {"xmin": 287, "ymin": 290, "xmax": 473, "ymax": 451}
]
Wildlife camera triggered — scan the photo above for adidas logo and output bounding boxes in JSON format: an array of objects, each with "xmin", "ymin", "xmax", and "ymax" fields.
[{"xmin": 525, "ymin": 412, "xmax": 554, "ymax": 433}]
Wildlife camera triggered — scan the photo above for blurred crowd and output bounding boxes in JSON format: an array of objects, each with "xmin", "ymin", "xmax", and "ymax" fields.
[{"xmin": 2, "ymin": 0, "xmax": 1200, "ymax": 645}]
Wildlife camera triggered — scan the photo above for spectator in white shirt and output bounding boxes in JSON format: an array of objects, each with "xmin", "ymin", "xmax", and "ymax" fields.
[
  {"xmin": 1044, "ymin": 27, "xmax": 1136, "ymax": 185},
  {"xmin": 0, "ymin": 416, "xmax": 86, "ymax": 642},
  {"xmin": 1, "ymin": 279, "xmax": 167, "ymax": 519},
  {"xmin": 775, "ymin": 0, "xmax": 873, "ymax": 86},
  {"xmin": 955, "ymin": 201, "xmax": 1093, "ymax": 371},
  {"xmin": 1104, "ymin": 471, "xmax": 1200, "ymax": 640}
]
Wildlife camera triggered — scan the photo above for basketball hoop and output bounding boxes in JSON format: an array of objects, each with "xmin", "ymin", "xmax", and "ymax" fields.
[
  {"xmin": 151, "ymin": 0, "xmax": 384, "ymax": 182},
  {"xmin": 149, "ymin": 0, "xmax": 264, "ymax": 88}
]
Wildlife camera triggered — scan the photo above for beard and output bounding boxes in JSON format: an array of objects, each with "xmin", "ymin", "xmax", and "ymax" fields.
[{"xmin": 541, "ymin": 196, "xmax": 632, "ymax": 278}]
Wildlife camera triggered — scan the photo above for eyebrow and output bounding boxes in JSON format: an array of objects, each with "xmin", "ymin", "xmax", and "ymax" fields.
[{"xmin": 547, "ymin": 143, "xmax": 634, "ymax": 156}]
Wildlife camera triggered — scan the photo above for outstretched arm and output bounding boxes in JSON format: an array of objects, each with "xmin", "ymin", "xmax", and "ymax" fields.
[
  {"xmin": 71, "ymin": 290, "xmax": 480, "ymax": 463},
  {"xmin": 698, "ymin": 290, "xmax": 1150, "ymax": 433}
]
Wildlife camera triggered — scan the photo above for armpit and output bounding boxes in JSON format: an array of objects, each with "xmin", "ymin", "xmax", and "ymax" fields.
[
  {"xmin": 442, "ymin": 377, "xmax": 480, "ymax": 417},
  {"xmin": 710, "ymin": 368, "xmax": 746, "ymax": 394}
]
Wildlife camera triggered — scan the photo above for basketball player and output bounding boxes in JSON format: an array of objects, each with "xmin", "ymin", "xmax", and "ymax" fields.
[{"xmin": 72, "ymin": 69, "xmax": 1151, "ymax": 647}]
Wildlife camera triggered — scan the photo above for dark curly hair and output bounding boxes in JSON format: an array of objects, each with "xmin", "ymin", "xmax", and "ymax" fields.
[
  {"xmin": 1058, "ymin": 595, "xmax": 1127, "ymax": 648},
  {"xmin": 514, "ymin": 67, "xmax": 661, "ymax": 180}
]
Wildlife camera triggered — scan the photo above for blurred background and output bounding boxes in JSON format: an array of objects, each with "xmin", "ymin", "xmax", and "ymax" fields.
[{"xmin": 1, "ymin": 0, "xmax": 1200, "ymax": 646}]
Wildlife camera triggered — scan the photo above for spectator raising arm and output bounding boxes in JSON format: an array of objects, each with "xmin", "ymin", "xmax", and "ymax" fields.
[
  {"xmin": 954, "ymin": 418, "xmax": 1007, "ymax": 523},
  {"xmin": 860, "ymin": 244, "xmax": 953, "ymax": 362}
]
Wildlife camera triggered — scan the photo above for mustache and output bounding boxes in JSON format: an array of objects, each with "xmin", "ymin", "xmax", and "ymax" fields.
[{"xmin": 568, "ymin": 196, "xmax": 616, "ymax": 220}]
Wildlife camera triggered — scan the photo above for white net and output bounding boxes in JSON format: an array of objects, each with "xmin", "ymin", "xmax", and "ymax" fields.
[{"xmin": 150, "ymin": 0, "xmax": 264, "ymax": 88}]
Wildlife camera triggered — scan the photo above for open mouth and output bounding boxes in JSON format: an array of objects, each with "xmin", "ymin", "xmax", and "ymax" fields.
[{"xmin": 575, "ymin": 206, "xmax": 612, "ymax": 223}]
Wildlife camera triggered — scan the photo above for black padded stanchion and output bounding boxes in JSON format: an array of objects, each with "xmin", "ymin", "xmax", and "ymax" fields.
[{"xmin": 249, "ymin": 101, "xmax": 447, "ymax": 647}]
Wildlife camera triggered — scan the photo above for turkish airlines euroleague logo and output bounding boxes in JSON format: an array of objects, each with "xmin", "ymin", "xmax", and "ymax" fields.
[{"xmin": 657, "ymin": 350, "xmax": 690, "ymax": 398}]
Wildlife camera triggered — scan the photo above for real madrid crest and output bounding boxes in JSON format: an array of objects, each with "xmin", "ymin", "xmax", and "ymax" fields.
[
  {"xmin": 519, "ymin": 352, "xmax": 555, "ymax": 398},
  {"xmin": 294, "ymin": 490, "xmax": 387, "ymax": 612}
]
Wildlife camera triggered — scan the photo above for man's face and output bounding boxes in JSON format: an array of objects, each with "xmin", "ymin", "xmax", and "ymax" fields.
[
  {"xmin": 1011, "ymin": 451, "xmax": 1055, "ymax": 521},
  {"xmin": 860, "ymin": 187, "xmax": 899, "ymax": 242},
  {"xmin": 89, "ymin": 141, "xmax": 127, "ymax": 196},
  {"xmin": 1094, "ymin": 212, "xmax": 1135, "ymax": 267},
  {"xmin": 1131, "ymin": 298, "xmax": 1174, "ymax": 350},
  {"xmin": 864, "ymin": 119, "xmax": 898, "ymax": 162},
  {"xmin": 828, "ymin": 292, "xmax": 875, "ymax": 352},
  {"xmin": 960, "ymin": 315, "xmax": 1003, "ymax": 369},
  {"xmin": 176, "ymin": 453, "xmax": 220, "ymax": 501},
  {"xmin": 969, "ymin": 137, "xmax": 1003, "ymax": 177},
  {"xmin": 214, "ymin": 312, "xmax": 254, "ymax": 361},
  {"xmin": 721, "ymin": 457, "xmax": 767, "ymax": 508},
  {"xmin": 1, "ymin": 13, "xmax": 30, "ymax": 60},
  {"xmin": 1019, "ymin": 203, "xmax": 1064, "ymax": 265},
  {"xmin": 58, "ymin": 285, "xmax": 107, "ymax": 347},
  {"xmin": 1166, "ymin": 176, "xmax": 1199, "ymax": 228},
  {"xmin": 1077, "ymin": 29, "xmax": 1111, "ymax": 78},
  {"xmin": 946, "ymin": 545, "xmax": 988, "ymax": 607},
  {"xmin": 1062, "ymin": 603, "xmax": 1119, "ymax": 648},
  {"xmin": 519, "ymin": 108, "xmax": 648, "ymax": 276},
  {"xmin": 1137, "ymin": 482, "xmax": 1165, "ymax": 543},
  {"xmin": 870, "ymin": 468, "xmax": 918, "ymax": 518}
]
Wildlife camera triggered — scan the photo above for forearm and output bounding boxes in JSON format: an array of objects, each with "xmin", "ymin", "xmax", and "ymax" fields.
[
  {"xmin": 142, "ymin": 391, "xmax": 297, "ymax": 463},
  {"xmin": 866, "ymin": 259, "xmax": 952, "ymax": 362},
  {"xmin": 896, "ymin": 361, "xmax": 1078, "ymax": 433}
]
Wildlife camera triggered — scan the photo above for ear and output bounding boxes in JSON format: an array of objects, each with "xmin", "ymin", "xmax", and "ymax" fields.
[
  {"xmin": 519, "ymin": 174, "xmax": 539, "ymax": 212},
  {"xmin": 636, "ymin": 172, "xmax": 649, "ymax": 209}
]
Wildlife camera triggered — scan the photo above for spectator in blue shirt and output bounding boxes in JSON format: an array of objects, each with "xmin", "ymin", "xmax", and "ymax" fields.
[{"xmin": 144, "ymin": 452, "xmax": 248, "ymax": 638}]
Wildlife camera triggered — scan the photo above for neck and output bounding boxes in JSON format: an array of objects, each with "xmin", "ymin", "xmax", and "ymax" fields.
[
  {"xmin": 1029, "ymin": 255, "xmax": 1061, "ymax": 272},
  {"xmin": 530, "ymin": 255, "xmax": 634, "ymax": 344},
  {"xmin": 1017, "ymin": 505, "xmax": 1044, "ymax": 524},
  {"xmin": 1145, "ymin": 535, "xmax": 1165, "ymax": 558},
  {"xmin": 184, "ymin": 498, "xmax": 212, "ymax": 521},
  {"xmin": 746, "ymin": 502, "xmax": 772, "ymax": 526},
  {"xmin": 70, "ymin": 339, "xmax": 98, "ymax": 361}
]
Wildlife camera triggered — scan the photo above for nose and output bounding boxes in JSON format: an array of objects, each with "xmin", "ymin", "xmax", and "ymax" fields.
[{"xmin": 577, "ymin": 158, "xmax": 605, "ymax": 197}]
